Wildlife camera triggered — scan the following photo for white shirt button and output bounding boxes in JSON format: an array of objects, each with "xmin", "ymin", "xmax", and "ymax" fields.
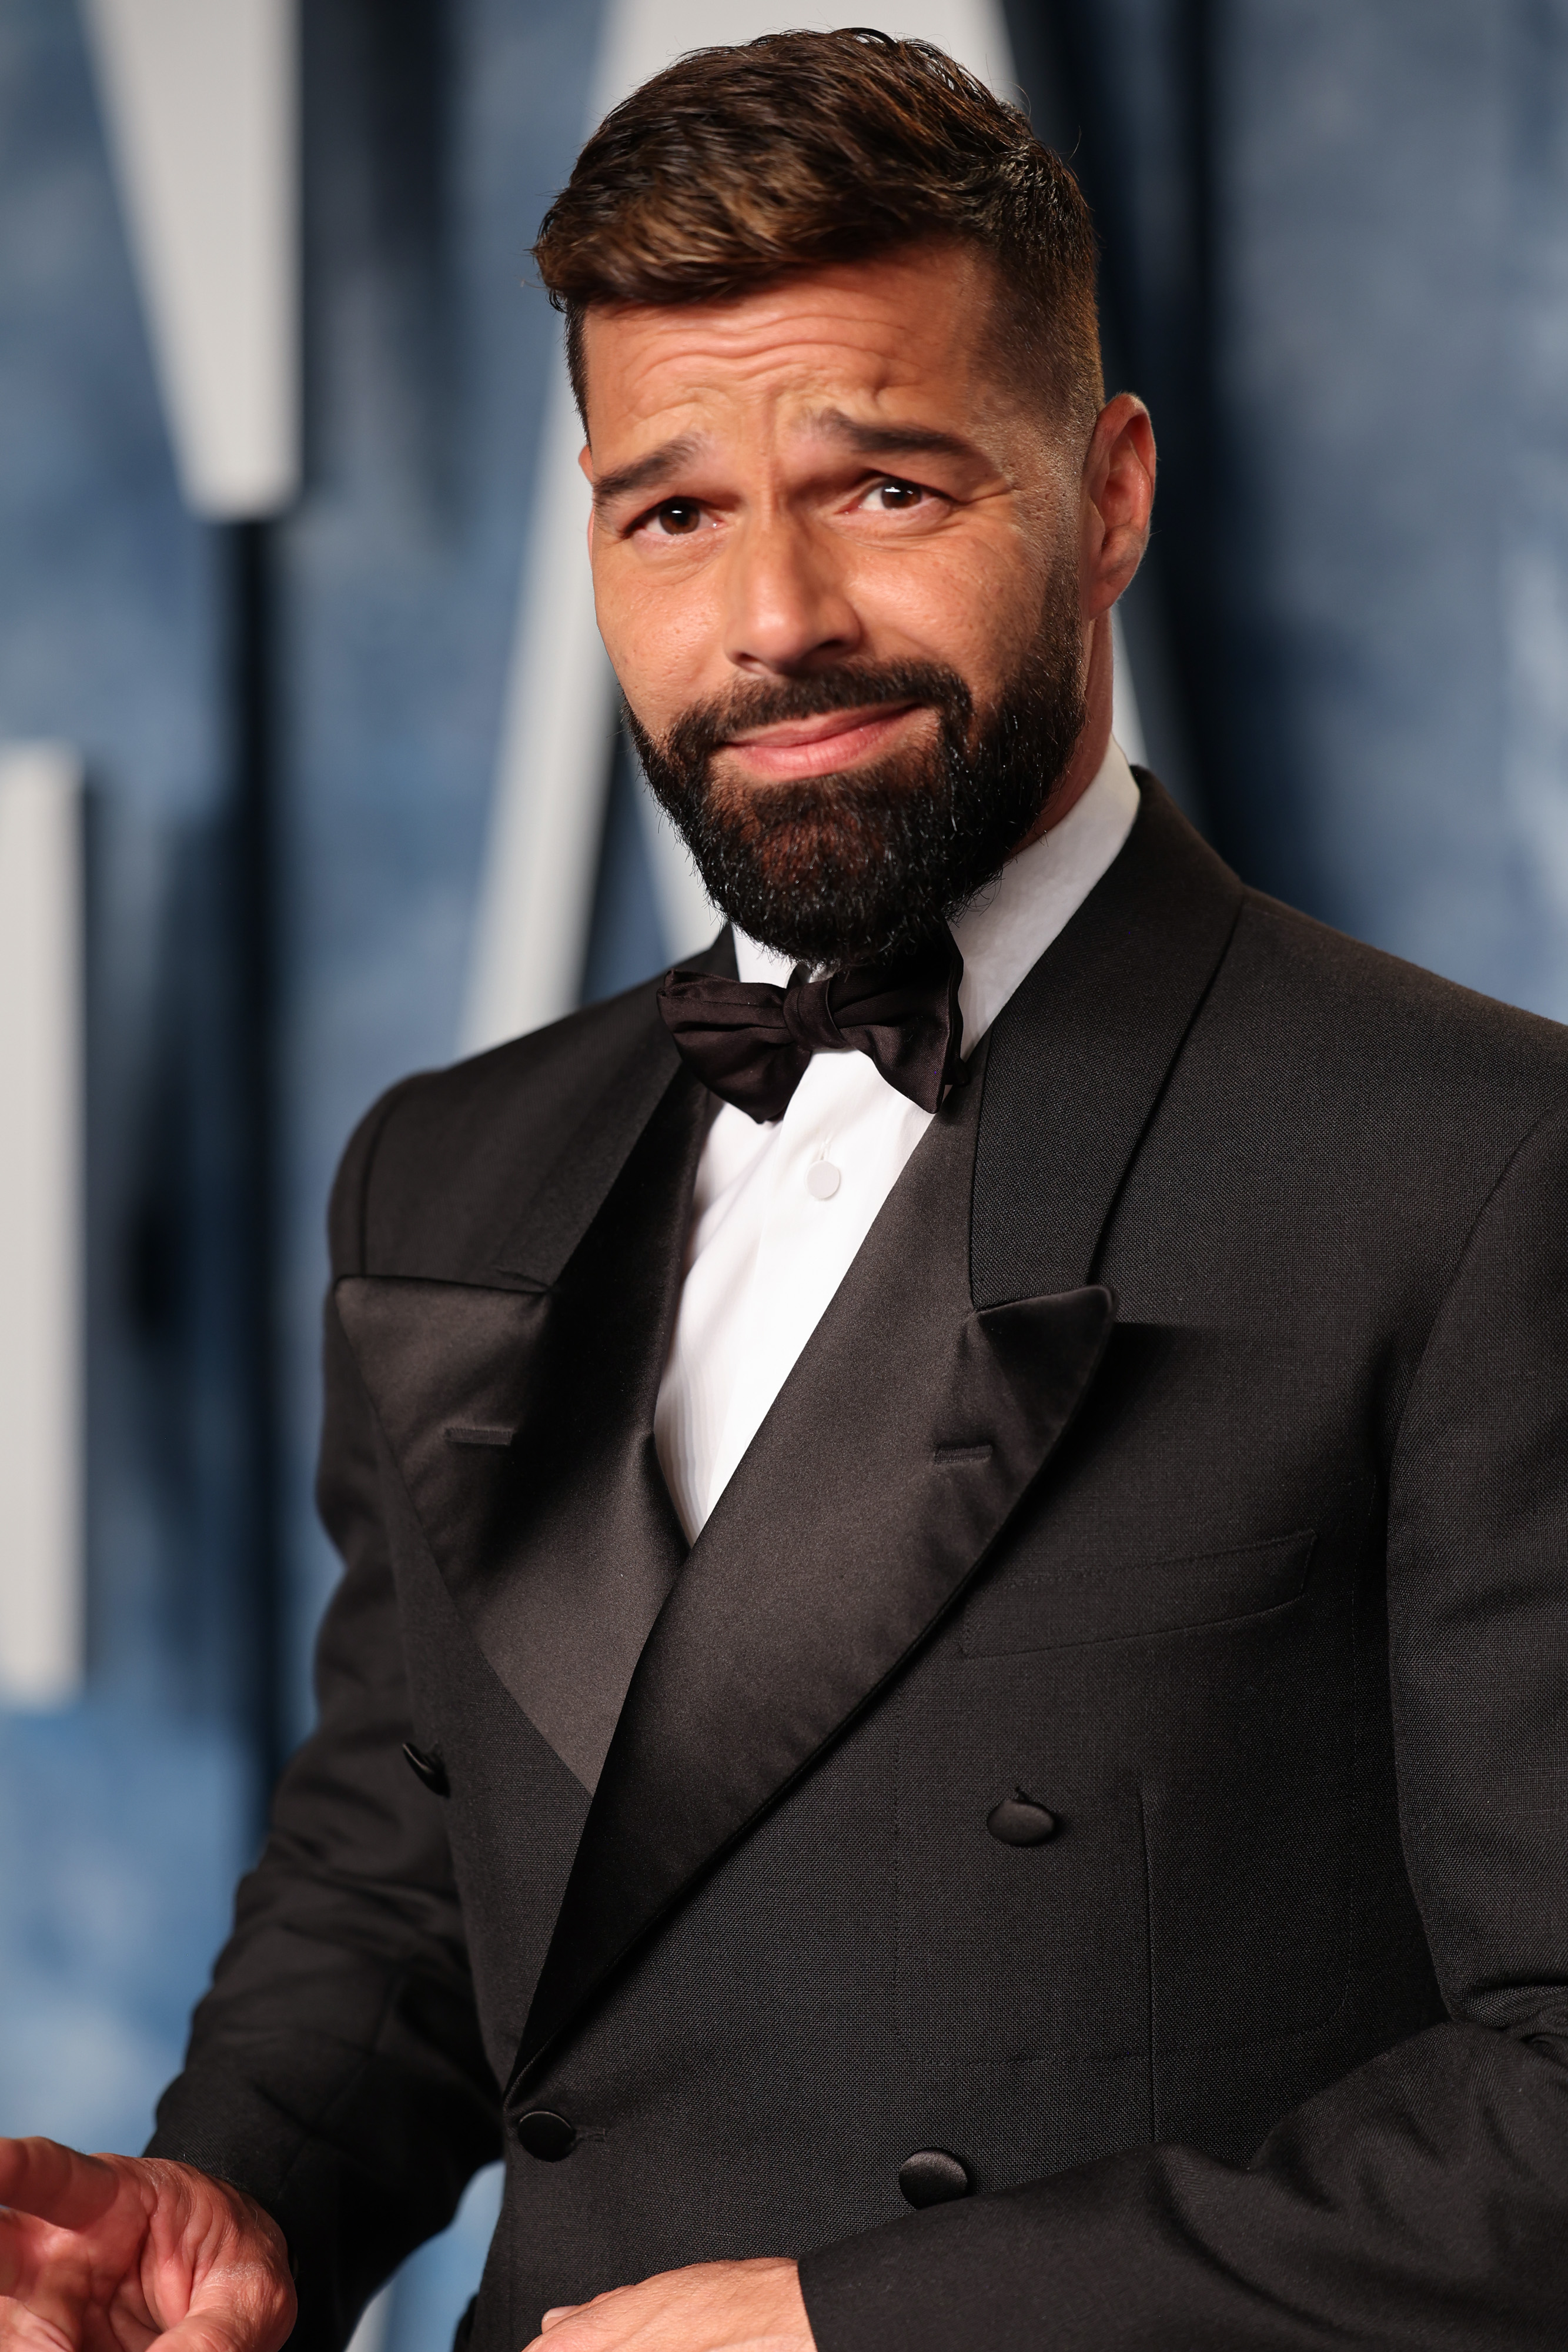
[{"xmin": 805, "ymin": 1160, "xmax": 842, "ymax": 1200}]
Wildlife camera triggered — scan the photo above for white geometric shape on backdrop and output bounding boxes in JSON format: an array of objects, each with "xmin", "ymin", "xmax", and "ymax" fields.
[
  {"xmin": 1111, "ymin": 606, "xmax": 1147, "ymax": 769},
  {"xmin": 82, "ymin": 0, "xmax": 299, "ymax": 519},
  {"xmin": 0, "ymin": 746, "xmax": 85, "ymax": 1707},
  {"xmin": 460, "ymin": 371, "xmax": 618, "ymax": 1054},
  {"xmin": 589, "ymin": 0, "xmax": 1014, "ymax": 115}
]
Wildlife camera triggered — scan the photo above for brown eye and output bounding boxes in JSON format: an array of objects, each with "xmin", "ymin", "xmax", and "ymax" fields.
[
  {"xmin": 874, "ymin": 480, "xmax": 922, "ymax": 509},
  {"xmin": 655, "ymin": 499, "xmax": 703, "ymax": 533}
]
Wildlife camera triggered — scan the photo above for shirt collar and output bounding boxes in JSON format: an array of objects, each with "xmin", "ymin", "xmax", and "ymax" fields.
[{"xmin": 735, "ymin": 736, "xmax": 1141, "ymax": 1051}]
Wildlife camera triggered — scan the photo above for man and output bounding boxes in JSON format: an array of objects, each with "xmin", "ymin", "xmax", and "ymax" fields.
[{"xmin": 3, "ymin": 28, "xmax": 1566, "ymax": 2352}]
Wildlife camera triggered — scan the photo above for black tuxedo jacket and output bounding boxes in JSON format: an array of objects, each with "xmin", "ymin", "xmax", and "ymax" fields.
[{"xmin": 151, "ymin": 780, "xmax": 1568, "ymax": 2349}]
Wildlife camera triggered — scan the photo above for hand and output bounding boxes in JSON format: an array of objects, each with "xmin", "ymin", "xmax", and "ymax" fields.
[
  {"xmin": 529, "ymin": 2257, "xmax": 813, "ymax": 2351},
  {"xmin": 0, "ymin": 2136, "xmax": 295, "ymax": 2350}
]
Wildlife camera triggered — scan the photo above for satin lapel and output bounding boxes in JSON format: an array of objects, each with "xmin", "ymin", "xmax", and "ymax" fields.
[
  {"xmin": 491, "ymin": 1021, "xmax": 687, "ymax": 1288},
  {"xmin": 337, "ymin": 1033, "xmax": 711, "ymax": 1793},
  {"xmin": 479, "ymin": 918, "xmax": 731, "ymax": 1291},
  {"xmin": 971, "ymin": 773, "xmax": 1243, "ymax": 1304},
  {"xmin": 509, "ymin": 1054, "xmax": 1114, "ymax": 2097}
]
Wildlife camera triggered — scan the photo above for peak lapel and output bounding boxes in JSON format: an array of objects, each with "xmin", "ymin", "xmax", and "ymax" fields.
[
  {"xmin": 972, "ymin": 772, "xmax": 1243, "ymax": 1304},
  {"xmin": 510, "ymin": 1055, "xmax": 1115, "ymax": 2097},
  {"xmin": 337, "ymin": 1030, "xmax": 711, "ymax": 1793}
]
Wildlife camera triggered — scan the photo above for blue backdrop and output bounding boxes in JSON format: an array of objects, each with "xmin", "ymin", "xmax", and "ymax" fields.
[{"xmin": 2, "ymin": 3, "xmax": 1566, "ymax": 2346}]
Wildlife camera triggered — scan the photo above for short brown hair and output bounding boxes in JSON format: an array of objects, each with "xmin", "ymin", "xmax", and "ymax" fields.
[{"xmin": 533, "ymin": 28, "xmax": 1103, "ymax": 437}]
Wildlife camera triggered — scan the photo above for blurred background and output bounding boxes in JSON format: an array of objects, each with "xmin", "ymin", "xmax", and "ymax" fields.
[{"xmin": 1, "ymin": 1, "xmax": 1564, "ymax": 2346}]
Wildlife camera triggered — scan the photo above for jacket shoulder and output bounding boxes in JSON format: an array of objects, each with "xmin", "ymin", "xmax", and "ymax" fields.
[
  {"xmin": 326, "ymin": 979, "xmax": 667, "ymax": 1278},
  {"xmin": 1220, "ymin": 888, "xmax": 1568, "ymax": 1117}
]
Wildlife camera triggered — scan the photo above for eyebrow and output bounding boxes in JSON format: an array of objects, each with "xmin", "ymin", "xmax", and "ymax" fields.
[{"xmin": 591, "ymin": 435, "xmax": 703, "ymax": 509}]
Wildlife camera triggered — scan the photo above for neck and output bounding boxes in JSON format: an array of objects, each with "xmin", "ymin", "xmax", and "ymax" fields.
[{"xmin": 1010, "ymin": 607, "xmax": 1115, "ymax": 856}]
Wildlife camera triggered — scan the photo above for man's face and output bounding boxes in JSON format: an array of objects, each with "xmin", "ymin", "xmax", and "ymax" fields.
[{"xmin": 580, "ymin": 244, "xmax": 1095, "ymax": 965}]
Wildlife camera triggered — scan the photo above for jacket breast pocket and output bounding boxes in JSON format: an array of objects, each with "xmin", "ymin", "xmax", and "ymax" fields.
[{"xmin": 960, "ymin": 1531, "xmax": 1315, "ymax": 1657}]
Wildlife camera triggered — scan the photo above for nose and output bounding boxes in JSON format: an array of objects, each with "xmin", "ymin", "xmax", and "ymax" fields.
[{"xmin": 722, "ymin": 512, "xmax": 862, "ymax": 674}]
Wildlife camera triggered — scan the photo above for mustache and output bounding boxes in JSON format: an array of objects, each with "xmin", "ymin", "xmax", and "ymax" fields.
[{"xmin": 648, "ymin": 661, "xmax": 974, "ymax": 768}]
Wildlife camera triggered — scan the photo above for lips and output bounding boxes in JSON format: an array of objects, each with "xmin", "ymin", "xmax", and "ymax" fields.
[
  {"xmin": 721, "ymin": 702, "xmax": 923, "ymax": 780},
  {"xmin": 729, "ymin": 701, "xmax": 915, "ymax": 750}
]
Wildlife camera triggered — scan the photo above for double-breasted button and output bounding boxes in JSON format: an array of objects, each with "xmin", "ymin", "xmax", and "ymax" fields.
[
  {"xmin": 898, "ymin": 2149, "xmax": 973, "ymax": 2209},
  {"xmin": 402, "ymin": 1742, "xmax": 450, "ymax": 1796},
  {"xmin": 986, "ymin": 1790, "xmax": 1056, "ymax": 1845},
  {"xmin": 516, "ymin": 2110, "xmax": 576, "ymax": 2161}
]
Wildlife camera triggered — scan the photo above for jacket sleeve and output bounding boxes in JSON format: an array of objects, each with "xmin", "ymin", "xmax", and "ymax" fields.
[
  {"xmin": 800, "ymin": 1103, "xmax": 1568, "ymax": 2351},
  {"xmin": 146, "ymin": 1084, "xmax": 503, "ymax": 2352}
]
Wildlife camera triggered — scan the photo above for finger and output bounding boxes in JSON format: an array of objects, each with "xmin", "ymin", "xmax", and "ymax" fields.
[
  {"xmin": 146, "ymin": 2322, "xmax": 263, "ymax": 2352},
  {"xmin": 147, "ymin": 2260, "xmax": 297, "ymax": 2352},
  {"xmin": 541, "ymin": 2309, "xmax": 582, "ymax": 2328},
  {"xmin": 0, "ymin": 2140, "xmax": 122, "ymax": 2233},
  {"xmin": 0, "ymin": 2206, "xmax": 34, "ymax": 2296}
]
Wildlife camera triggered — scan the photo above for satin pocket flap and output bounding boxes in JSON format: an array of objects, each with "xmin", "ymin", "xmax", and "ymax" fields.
[{"xmin": 961, "ymin": 1529, "xmax": 1316, "ymax": 1656}]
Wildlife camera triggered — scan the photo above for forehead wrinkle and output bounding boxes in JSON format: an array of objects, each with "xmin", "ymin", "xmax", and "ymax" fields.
[
  {"xmin": 609, "ymin": 358, "xmax": 970, "ymax": 453},
  {"xmin": 584, "ymin": 245, "xmax": 1014, "ymax": 437},
  {"xmin": 609, "ymin": 299, "xmax": 961, "ymax": 413},
  {"xmin": 798, "ymin": 406, "xmax": 985, "ymax": 465},
  {"xmin": 588, "ymin": 270, "xmax": 1016, "ymax": 491}
]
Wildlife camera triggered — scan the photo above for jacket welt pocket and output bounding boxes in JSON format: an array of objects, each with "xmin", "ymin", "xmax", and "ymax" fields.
[{"xmin": 961, "ymin": 1531, "xmax": 1316, "ymax": 1656}]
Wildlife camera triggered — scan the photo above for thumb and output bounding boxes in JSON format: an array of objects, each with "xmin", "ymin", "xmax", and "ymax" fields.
[
  {"xmin": 141, "ymin": 2180, "xmax": 297, "ymax": 2352},
  {"xmin": 148, "ymin": 2259, "xmax": 297, "ymax": 2352}
]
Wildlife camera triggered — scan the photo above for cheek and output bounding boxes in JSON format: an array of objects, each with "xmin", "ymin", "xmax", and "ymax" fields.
[
  {"xmin": 591, "ymin": 551, "xmax": 726, "ymax": 726},
  {"xmin": 846, "ymin": 532, "xmax": 1045, "ymax": 683}
]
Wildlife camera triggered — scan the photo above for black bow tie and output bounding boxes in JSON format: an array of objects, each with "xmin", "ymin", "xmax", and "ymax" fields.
[{"xmin": 657, "ymin": 935, "xmax": 966, "ymax": 1122}]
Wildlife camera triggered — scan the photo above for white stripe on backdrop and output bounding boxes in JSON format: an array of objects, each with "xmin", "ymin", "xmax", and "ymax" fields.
[
  {"xmin": 0, "ymin": 746, "xmax": 83, "ymax": 1705},
  {"xmin": 82, "ymin": 0, "xmax": 299, "ymax": 520}
]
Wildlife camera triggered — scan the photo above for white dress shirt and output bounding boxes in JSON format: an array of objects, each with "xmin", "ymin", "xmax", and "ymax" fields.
[{"xmin": 653, "ymin": 740, "xmax": 1142, "ymax": 1539}]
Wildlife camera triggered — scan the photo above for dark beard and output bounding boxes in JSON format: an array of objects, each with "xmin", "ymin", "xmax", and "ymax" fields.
[{"xmin": 626, "ymin": 588, "xmax": 1087, "ymax": 970}]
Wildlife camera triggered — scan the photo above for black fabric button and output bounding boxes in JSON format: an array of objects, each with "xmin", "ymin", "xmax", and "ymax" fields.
[
  {"xmin": 516, "ymin": 2110, "xmax": 576, "ymax": 2161},
  {"xmin": 402, "ymin": 1741, "xmax": 450, "ymax": 1796},
  {"xmin": 898, "ymin": 2149, "xmax": 973, "ymax": 2209},
  {"xmin": 987, "ymin": 1790, "xmax": 1057, "ymax": 1845}
]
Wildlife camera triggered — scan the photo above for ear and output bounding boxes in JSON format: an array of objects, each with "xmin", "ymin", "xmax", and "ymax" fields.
[{"xmin": 1081, "ymin": 394, "xmax": 1156, "ymax": 619}]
